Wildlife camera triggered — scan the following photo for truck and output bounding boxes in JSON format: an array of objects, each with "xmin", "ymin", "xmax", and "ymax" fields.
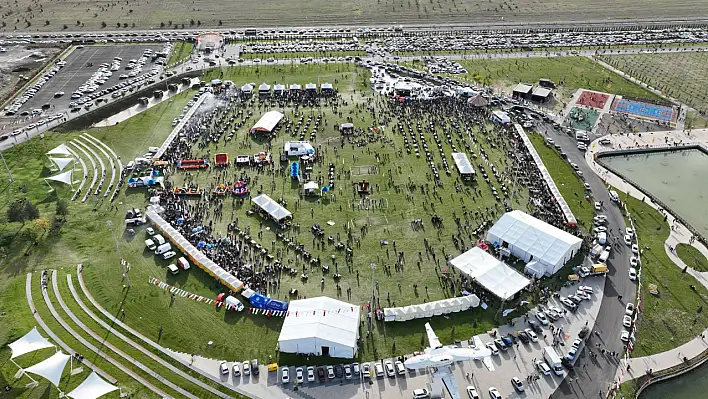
[
  {"xmin": 599, "ymin": 248, "xmax": 611, "ymax": 263},
  {"xmin": 177, "ymin": 257, "xmax": 191, "ymax": 270},
  {"xmin": 543, "ymin": 346, "xmax": 565, "ymax": 376},
  {"xmin": 590, "ymin": 244, "xmax": 604, "ymax": 258},
  {"xmin": 578, "ymin": 263, "xmax": 608, "ymax": 277}
]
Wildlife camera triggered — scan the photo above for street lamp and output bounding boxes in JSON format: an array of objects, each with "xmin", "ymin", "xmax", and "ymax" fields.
[
  {"xmin": 107, "ymin": 220, "xmax": 131, "ymax": 287},
  {"xmin": 369, "ymin": 263, "xmax": 376, "ymax": 332}
]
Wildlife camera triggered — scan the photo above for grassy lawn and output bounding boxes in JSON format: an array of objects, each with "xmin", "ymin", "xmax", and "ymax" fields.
[
  {"xmin": 599, "ymin": 51, "xmax": 708, "ymax": 114},
  {"xmin": 527, "ymin": 132, "xmax": 595, "ymax": 231},
  {"xmin": 239, "ymin": 50, "xmax": 365, "ymax": 60},
  {"xmin": 676, "ymin": 243, "xmax": 708, "ymax": 272},
  {"xmin": 167, "ymin": 41, "xmax": 195, "ymax": 66},
  {"xmin": 619, "ymin": 193, "xmax": 708, "ymax": 356}
]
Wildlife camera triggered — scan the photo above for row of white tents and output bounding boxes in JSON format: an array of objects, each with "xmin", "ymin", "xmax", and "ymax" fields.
[
  {"xmin": 9, "ymin": 327, "xmax": 119, "ymax": 398},
  {"xmin": 44, "ymin": 143, "xmax": 78, "ymax": 191},
  {"xmin": 383, "ymin": 295, "xmax": 480, "ymax": 322}
]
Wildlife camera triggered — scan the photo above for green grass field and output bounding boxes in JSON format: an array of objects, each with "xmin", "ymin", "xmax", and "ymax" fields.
[
  {"xmin": 676, "ymin": 243, "xmax": 708, "ymax": 272},
  {"xmin": 527, "ymin": 132, "xmax": 595, "ymax": 231},
  {"xmin": 599, "ymin": 51, "xmax": 708, "ymax": 114},
  {"xmin": 167, "ymin": 41, "xmax": 195, "ymax": 66},
  {"xmin": 620, "ymin": 193, "xmax": 708, "ymax": 356}
]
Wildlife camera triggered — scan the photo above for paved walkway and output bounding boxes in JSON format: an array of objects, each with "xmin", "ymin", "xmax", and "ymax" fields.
[
  {"xmin": 79, "ymin": 135, "xmax": 115, "ymax": 197},
  {"xmin": 75, "ymin": 265, "xmax": 253, "ymax": 399},
  {"xmin": 40, "ymin": 270, "xmax": 171, "ymax": 398},
  {"xmin": 83, "ymin": 133, "xmax": 124, "ymax": 199},
  {"xmin": 65, "ymin": 274, "xmax": 234, "ymax": 399},
  {"xmin": 24, "ymin": 273, "xmax": 117, "ymax": 384}
]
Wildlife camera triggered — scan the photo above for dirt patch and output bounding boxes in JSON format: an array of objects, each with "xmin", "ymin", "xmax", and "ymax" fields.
[{"xmin": 0, "ymin": 46, "xmax": 62, "ymax": 107}]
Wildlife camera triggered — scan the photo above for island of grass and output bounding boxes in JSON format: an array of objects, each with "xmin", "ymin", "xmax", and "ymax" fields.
[{"xmin": 676, "ymin": 243, "xmax": 708, "ymax": 272}]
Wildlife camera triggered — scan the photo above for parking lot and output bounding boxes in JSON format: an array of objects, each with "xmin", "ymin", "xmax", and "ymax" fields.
[{"xmin": 19, "ymin": 44, "xmax": 163, "ymax": 112}]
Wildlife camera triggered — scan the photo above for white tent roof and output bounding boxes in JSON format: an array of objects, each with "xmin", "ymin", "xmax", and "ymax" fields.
[
  {"xmin": 250, "ymin": 111, "xmax": 284, "ymax": 133},
  {"xmin": 449, "ymin": 247, "xmax": 530, "ymax": 300},
  {"xmin": 274, "ymin": 84, "xmax": 285, "ymax": 91},
  {"xmin": 46, "ymin": 169, "xmax": 74, "ymax": 185},
  {"xmin": 49, "ymin": 156, "xmax": 74, "ymax": 171},
  {"xmin": 532, "ymin": 87, "xmax": 552, "ymax": 98},
  {"xmin": 258, "ymin": 82, "xmax": 271, "ymax": 91},
  {"xmin": 492, "ymin": 110, "xmax": 511, "ymax": 124},
  {"xmin": 487, "ymin": 210, "xmax": 582, "ymax": 267},
  {"xmin": 9, "ymin": 327, "xmax": 54, "ymax": 359},
  {"xmin": 289, "ymin": 83, "xmax": 302, "ymax": 90},
  {"xmin": 241, "ymin": 84, "xmax": 253, "ymax": 92},
  {"xmin": 513, "ymin": 83, "xmax": 533, "ymax": 94},
  {"xmin": 279, "ymin": 296, "xmax": 360, "ymax": 349},
  {"xmin": 67, "ymin": 372, "xmax": 119, "ymax": 399},
  {"xmin": 383, "ymin": 295, "xmax": 480, "ymax": 321},
  {"xmin": 251, "ymin": 194, "xmax": 292, "ymax": 221},
  {"xmin": 304, "ymin": 181, "xmax": 318, "ymax": 190},
  {"xmin": 46, "ymin": 144, "xmax": 73, "ymax": 156},
  {"xmin": 305, "ymin": 82, "xmax": 317, "ymax": 90},
  {"xmin": 451, "ymin": 152, "xmax": 475, "ymax": 175},
  {"xmin": 24, "ymin": 351, "xmax": 70, "ymax": 388},
  {"xmin": 321, "ymin": 82, "xmax": 333, "ymax": 90}
]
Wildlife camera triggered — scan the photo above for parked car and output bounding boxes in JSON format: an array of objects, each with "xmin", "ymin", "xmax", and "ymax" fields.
[
  {"xmin": 251, "ymin": 359, "xmax": 259, "ymax": 375},
  {"xmin": 628, "ymin": 267, "xmax": 637, "ymax": 281},
  {"xmin": 334, "ymin": 364, "xmax": 343, "ymax": 378},
  {"xmin": 384, "ymin": 360, "xmax": 395, "ymax": 377},
  {"xmin": 281, "ymin": 367, "xmax": 290, "ymax": 384},
  {"xmin": 307, "ymin": 366, "xmax": 315, "ymax": 382},
  {"xmin": 317, "ymin": 367, "xmax": 326, "ymax": 382},
  {"xmin": 623, "ymin": 315, "xmax": 633, "ymax": 328},
  {"xmin": 489, "ymin": 387, "xmax": 503, "ymax": 399},
  {"xmin": 528, "ymin": 320, "xmax": 543, "ymax": 333},
  {"xmin": 485, "ymin": 342, "xmax": 499, "ymax": 355},
  {"xmin": 625, "ymin": 303, "xmax": 635, "ymax": 315},
  {"xmin": 219, "ymin": 361, "xmax": 229, "ymax": 375},
  {"xmin": 535, "ymin": 312, "xmax": 549, "ymax": 325},
  {"xmin": 242, "ymin": 361, "xmax": 250, "ymax": 375},
  {"xmin": 344, "ymin": 364, "xmax": 352, "ymax": 379},
  {"xmin": 352, "ymin": 362, "xmax": 360, "ymax": 377},
  {"xmin": 511, "ymin": 377, "xmax": 525, "ymax": 392},
  {"xmin": 560, "ymin": 297, "xmax": 577, "ymax": 310},
  {"xmin": 374, "ymin": 363, "xmax": 385, "ymax": 378},
  {"xmin": 413, "ymin": 388, "xmax": 431, "ymax": 399},
  {"xmin": 327, "ymin": 365, "xmax": 335, "ymax": 379},
  {"xmin": 295, "ymin": 367, "xmax": 304, "ymax": 383},
  {"xmin": 466, "ymin": 385, "xmax": 480, "ymax": 399},
  {"xmin": 535, "ymin": 360, "xmax": 551, "ymax": 376},
  {"xmin": 362, "ymin": 362, "xmax": 371, "ymax": 379},
  {"xmin": 395, "ymin": 360, "xmax": 406, "ymax": 375},
  {"xmin": 524, "ymin": 329, "xmax": 539, "ymax": 342}
]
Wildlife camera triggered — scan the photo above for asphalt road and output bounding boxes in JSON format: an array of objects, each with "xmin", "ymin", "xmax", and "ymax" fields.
[
  {"xmin": 533, "ymin": 123, "xmax": 636, "ymax": 399},
  {"xmin": 20, "ymin": 44, "xmax": 163, "ymax": 113}
]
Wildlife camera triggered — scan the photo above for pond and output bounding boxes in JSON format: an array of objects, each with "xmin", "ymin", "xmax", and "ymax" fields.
[{"xmin": 640, "ymin": 359, "xmax": 708, "ymax": 399}]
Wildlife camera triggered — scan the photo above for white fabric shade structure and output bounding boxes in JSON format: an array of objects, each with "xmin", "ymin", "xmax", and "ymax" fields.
[
  {"xmin": 146, "ymin": 206, "xmax": 244, "ymax": 292},
  {"xmin": 67, "ymin": 371, "xmax": 119, "ymax": 399},
  {"xmin": 250, "ymin": 110, "xmax": 284, "ymax": 134},
  {"xmin": 515, "ymin": 124, "xmax": 577, "ymax": 226},
  {"xmin": 251, "ymin": 194, "xmax": 292, "ymax": 222},
  {"xmin": 449, "ymin": 247, "xmax": 530, "ymax": 300},
  {"xmin": 451, "ymin": 152, "xmax": 475, "ymax": 176},
  {"xmin": 278, "ymin": 297, "xmax": 360, "ymax": 358},
  {"xmin": 46, "ymin": 169, "xmax": 74, "ymax": 185},
  {"xmin": 304, "ymin": 181, "xmax": 319, "ymax": 191},
  {"xmin": 487, "ymin": 210, "xmax": 583, "ymax": 276},
  {"xmin": 383, "ymin": 295, "xmax": 480, "ymax": 322},
  {"xmin": 24, "ymin": 351, "xmax": 70, "ymax": 388},
  {"xmin": 46, "ymin": 144, "xmax": 73, "ymax": 156},
  {"xmin": 48, "ymin": 156, "xmax": 74, "ymax": 171},
  {"xmin": 9, "ymin": 327, "xmax": 54, "ymax": 359}
]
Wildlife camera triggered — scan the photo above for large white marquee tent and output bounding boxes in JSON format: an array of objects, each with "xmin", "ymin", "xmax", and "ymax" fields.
[
  {"xmin": 278, "ymin": 297, "xmax": 360, "ymax": 358},
  {"xmin": 250, "ymin": 110, "xmax": 284, "ymax": 134},
  {"xmin": 487, "ymin": 210, "xmax": 583, "ymax": 276},
  {"xmin": 251, "ymin": 194, "xmax": 292, "ymax": 222},
  {"xmin": 449, "ymin": 247, "xmax": 530, "ymax": 300}
]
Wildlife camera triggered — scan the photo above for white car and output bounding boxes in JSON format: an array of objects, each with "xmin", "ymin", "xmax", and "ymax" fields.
[
  {"xmin": 232, "ymin": 363, "xmax": 240, "ymax": 376},
  {"xmin": 162, "ymin": 250, "xmax": 177, "ymax": 260},
  {"xmin": 584, "ymin": 183, "xmax": 591, "ymax": 191},
  {"xmin": 575, "ymin": 290, "xmax": 590, "ymax": 301},
  {"xmin": 362, "ymin": 363, "xmax": 371, "ymax": 379},
  {"xmin": 242, "ymin": 361, "xmax": 250, "ymax": 375},
  {"xmin": 219, "ymin": 361, "xmax": 229, "ymax": 375},
  {"xmin": 295, "ymin": 367, "xmax": 304, "ymax": 383},
  {"xmin": 621, "ymin": 330, "xmax": 635, "ymax": 343},
  {"xmin": 628, "ymin": 267, "xmax": 637, "ymax": 281},
  {"xmin": 413, "ymin": 388, "xmax": 431, "ymax": 399},
  {"xmin": 594, "ymin": 201, "xmax": 601, "ymax": 210},
  {"xmin": 623, "ymin": 315, "xmax": 633, "ymax": 328},
  {"xmin": 281, "ymin": 367, "xmax": 290, "ymax": 384},
  {"xmin": 626, "ymin": 228, "xmax": 634, "ymax": 237},
  {"xmin": 535, "ymin": 360, "xmax": 551, "ymax": 375},
  {"xmin": 395, "ymin": 361, "xmax": 405, "ymax": 375},
  {"xmin": 535, "ymin": 312, "xmax": 549, "ymax": 325},
  {"xmin": 485, "ymin": 342, "xmax": 499, "ymax": 355},
  {"xmin": 571, "ymin": 338, "xmax": 583, "ymax": 350},
  {"xmin": 344, "ymin": 364, "xmax": 352, "ymax": 379},
  {"xmin": 384, "ymin": 360, "xmax": 395, "ymax": 377},
  {"xmin": 625, "ymin": 302, "xmax": 635, "ymax": 315},
  {"xmin": 511, "ymin": 377, "xmax": 525, "ymax": 392},
  {"xmin": 307, "ymin": 366, "xmax": 315, "ymax": 382},
  {"xmin": 489, "ymin": 387, "xmax": 503, "ymax": 399},
  {"xmin": 624, "ymin": 234, "xmax": 632, "ymax": 245},
  {"xmin": 145, "ymin": 227, "xmax": 155, "ymax": 236},
  {"xmin": 524, "ymin": 328, "xmax": 539, "ymax": 342},
  {"xmin": 578, "ymin": 286, "xmax": 594, "ymax": 295},
  {"xmin": 374, "ymin": 363, "xmax": 384, "ymax": 378},
  {"xmin": 466, "ymin": 385, "xmax": 480, "ymax": 399},
  {"xmin": 560, "ymin": 297, "xmax": 577, "ymax": 310},
  {"xmin": 632, "ymin": 244, "xmax": 639, "ymax": 254}
]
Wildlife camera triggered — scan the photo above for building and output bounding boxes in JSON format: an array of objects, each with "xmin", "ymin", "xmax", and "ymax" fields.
[
  {"xmin": 512, "ymin": 83, "xmax": 533, "ymax": 99},
  {"xmin": 449, "ymin": 247, "xmax": 530, "ymax": 300},
  {"xmin": 538, "ymin": 78, "xmax": 556, "ymax": 88},
  {"xmin": 250, "ymin": 111, "xmax": 284, "ymax": 134},
  {"xmin": 278, "ymin": 297, "xmax": 360, "ymax": 358},
  {"xmin": 487, "ymin": 210, "xmax": 583, "ymax": 276},
  {"xmin": 531, "ymin": 87, "xmax": 553, "ymax": 103}
]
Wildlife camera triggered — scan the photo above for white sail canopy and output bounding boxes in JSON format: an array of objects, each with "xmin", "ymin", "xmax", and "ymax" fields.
[
  {"xmin": 48, "ymin": 156, "xmax": 74, "ymax": 171},
  {"xmin": 67, "ymin": 372, "xmax": 119, "ymax": 399},
  {"xmin": 9, "ymin": 327, "xmax": 54, "ymax": 359},
  {"xmin": 46, "ymin": 169, "xmax": 74, "ymax": 185},
  {"xmin": 24, "ymin": 351, "xmax": 70, "ymax": 388},
  {"xmin": 46, "ymin": 144, "xmax": 73, "ymax": 156}
]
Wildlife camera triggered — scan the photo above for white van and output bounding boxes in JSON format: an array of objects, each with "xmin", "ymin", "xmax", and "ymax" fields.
[
  {"xmin": 225, "ymin": 295, "xmax": 244, "ymax": 311},
  {"xmin": 153, "ymin": 235, "xmax": 165, "ymax": 246},
  {"xmin": 599, "ymin": 248, "xmax": 611, "ymax": 263},
  {"xmin": 177, "ymin": 257, "xmax": 191, "ymax": 270},
  {"xmin": 597, "ymin": 232, "xmax": 607, "ymax": 245},
  {"xmin": 167, "ymin": 264, "xmax": 179, "ymax": 275},
  {"xmin": 155, "ymin": 243, "xmax": 172, "ymax": 255},
  {"xmin": 284, "ymin": 141, "xmax": 315, "ymax": 157},
  {"xmin": 145, "ymin": 238, "xmax": 157, "ymax": 250}
]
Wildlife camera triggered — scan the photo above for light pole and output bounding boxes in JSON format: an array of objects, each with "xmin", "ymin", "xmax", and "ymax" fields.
[
  {"xmin": 107, "ymin": 220, "xmax": 131, "ymax": 287},
  {"xmin": 0, "ymin": 151, "xmax": 13, "ymax": 182},
  {"xmin": 369, "ymin": 263, "xmax": 376, "ymax": 332}
]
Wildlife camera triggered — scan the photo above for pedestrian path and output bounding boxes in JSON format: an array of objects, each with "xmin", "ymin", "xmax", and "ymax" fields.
[
  {"xmin": 75, "ymin": 265, "xmax": 253, "ymax": 398},
  {"xmin": 64, "ymin": 146, "xmax": 87, "ymax": 201},
  {"xmin": 24, "ymin": 273, "xmax": 117, "ymax": 384},
  {"xmin": 585, "ymin": 129, "xmax": 708, "ymax": 291},
  {"xmin": 39, "ymin": 270, "xmax": 171, "ymax": 398},
  {"xmin": 73, "ymin": 138, "xmax": 106, "ymax": 197},
  {"xmin": 83, "ymin": 133, "xmax": 124, "ymax": 200},
  {"xmin": 69, "ymin": 141, "xmax": 97, "ymax": 203},
  {"xmin": 619, "ymin": 328, "xmax": 708, "ymax": 383},
  {"xmin": 65, "ymin": 274, "xmax": 234, "ymax": 399},
  {"xmin": 79, "ymin": 135, "xmax": 115, "ymax": 197}
]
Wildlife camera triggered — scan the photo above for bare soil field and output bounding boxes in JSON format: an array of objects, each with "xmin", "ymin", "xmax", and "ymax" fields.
[
  {"xmin": 1, "ymin": 0, "xmax": 707, "ymax": 32},
  {"xmin": 0, "ymin": 46, "xmax": 62, "ymax": 107}
]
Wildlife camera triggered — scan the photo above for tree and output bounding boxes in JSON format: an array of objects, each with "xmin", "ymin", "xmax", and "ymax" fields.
[
  {"xmin": 55, "ymin": 199, "xmax": 68, "ymax": 216},
  {"xmin": 117, "ymin": 22, "xmax": 121, "ymax": 28},
  {"xmin": 101, "ymin": 21, "xmax": 106, "ymax": 28},
  {"xmin": 45, "ymin": 20, "xmax": 49, "ymax": 25},
  {"xmin": 7, "ymin": 199, "xmax": 39, "ymax": 225},
  {"xmin": 189, "ymin": 19, "xmax": 195, "ymax": 26},
  {"xmin": 160, "ymin": 21, "xmax": 165, "ymax": 28},
  {"xmin": 76, "ymin": 20, "xmax": 81, "ymax": 26},
  {"xmin": 34, "ymin": 218, "xmax": 50, "ymax": 232},
  {"xmin": 123, "ymin": 22, "xmax": 128, "ymax": 28},
  {"xmin": 197, "ymin": 20, "xmax": 201, "ymax": 26}
]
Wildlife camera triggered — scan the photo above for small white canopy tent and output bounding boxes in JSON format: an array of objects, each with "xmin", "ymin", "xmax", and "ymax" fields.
[
  {"xmin": 48, "ymin": 156, "xmax": 74, "ymax": 172},
  {"xmin": 67, "ymin": 371, "xmax": 119, "ymax": 399},
  {"xmin": 44, "ymin": 169, "xmax": 76, "ymax": 192},
  {"xmin": 24, "ymin": 351, "xmax": 70, "ymax": 388},
  {"xmin": 46, "ymin": 144, "xmax": 73, "ymax": 156},
  {"xmin": 9, "ymin": 327, "xmax": 54, "ymax": 359},
  {"xmin": 46, "ymin": 144, "xmax": 75, "ymax": 171}
]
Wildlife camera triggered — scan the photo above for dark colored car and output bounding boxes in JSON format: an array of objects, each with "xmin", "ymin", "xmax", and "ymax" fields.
[
  {"xmin": 334, "ymin": 364, "xmax": 344, "ymax": 378},
  {"xmin": 317, "ymin": 367, "xmax": 326, "ymax": 382},
  {"xmin": 517, "ymin": 332, "xmax": 530, "ymax": 344},
  {"xmin": 528, "ymin": 320, "xmax": 543, "ymax": 333},
  {"xmin": 494, "ymin": 338, "xmax": 507, "ymax": 351}
]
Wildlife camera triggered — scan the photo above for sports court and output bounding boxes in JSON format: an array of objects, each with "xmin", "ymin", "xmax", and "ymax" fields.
[
  {"xmin": 576, "ymin": 90, "xmax": 610, "ymax": 109},
  {"xmin": 611, "ymin": 98, "xmax": 676, "ymax": 121}
]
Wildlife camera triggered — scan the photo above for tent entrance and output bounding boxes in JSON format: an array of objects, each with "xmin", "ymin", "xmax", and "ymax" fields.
[{"xmin": 321, "ymin": 346, "xmax": 330, "ymax": 357}]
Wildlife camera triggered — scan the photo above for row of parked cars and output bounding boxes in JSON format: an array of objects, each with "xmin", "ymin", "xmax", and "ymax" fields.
[
  {"xmin": 144, "ymin": 227, "xmax": 190, "ymax": 275},
  {"xmin": 4, "ymin": 60, "xmax": 67, "ymax": 116}
]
